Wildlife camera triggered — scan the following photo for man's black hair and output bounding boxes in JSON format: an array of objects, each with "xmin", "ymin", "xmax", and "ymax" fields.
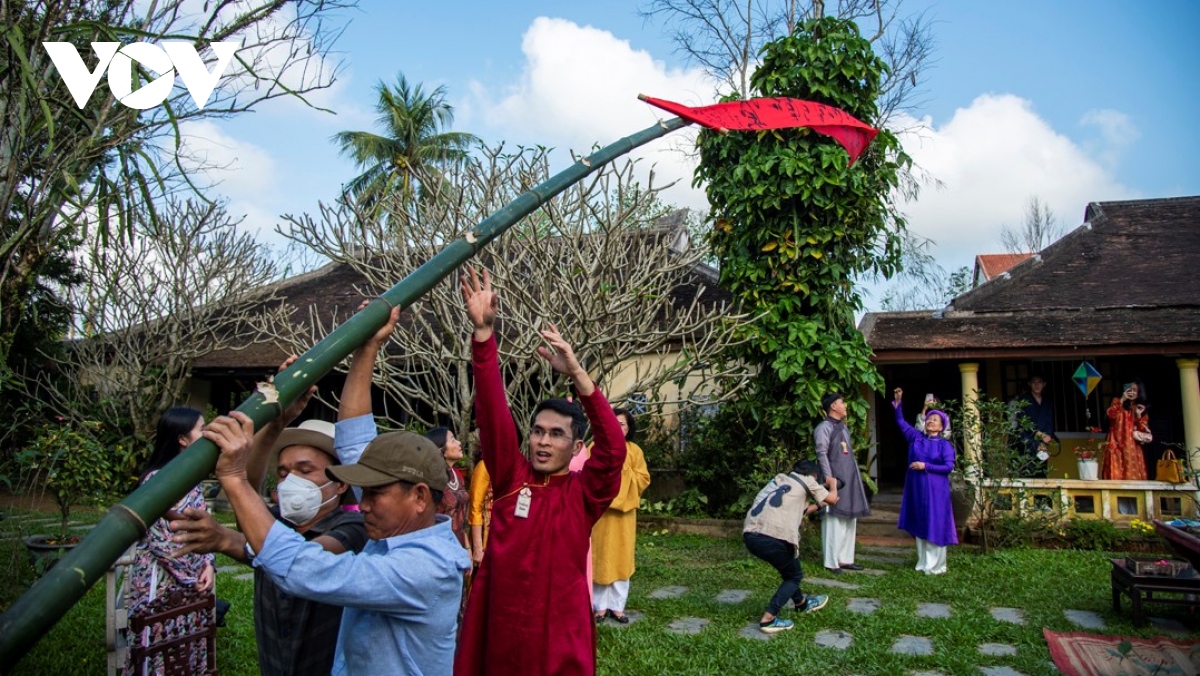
[
  {"xmin": 532, "ymin": 398, "xmax": 588, "ymax": 440},
  {"xmin": 821, "ymin": 392, "xmax": 844, "ymax": 414}
]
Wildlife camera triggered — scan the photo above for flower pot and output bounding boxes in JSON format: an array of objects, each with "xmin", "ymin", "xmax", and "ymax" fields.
[
  {"xmin": 23, "ymin": 534, "xmax": 81, "ymax": 570},
  {"xmin": 1077, "ymin": 459, "xmax": 1099, "ymax": 481}
]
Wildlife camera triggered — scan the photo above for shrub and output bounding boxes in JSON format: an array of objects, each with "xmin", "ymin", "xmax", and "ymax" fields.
[
  {"xmin": 1064, "ymin": 518, "xmax": 1126, "ymax": 552},
  {"xmin": 15, "ymin": 420, "xmax": 126, "ymax": 538}
]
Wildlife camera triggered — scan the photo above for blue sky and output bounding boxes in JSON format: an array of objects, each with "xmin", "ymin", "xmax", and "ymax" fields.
[{"xmin": 193, "ymin": 1, "xmax": 1200, "ymax": 305}]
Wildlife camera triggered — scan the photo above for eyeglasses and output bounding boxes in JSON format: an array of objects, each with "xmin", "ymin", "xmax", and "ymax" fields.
[{"xmin": 529, "ymin": 426, "xmax": 572, "ymax": 442}]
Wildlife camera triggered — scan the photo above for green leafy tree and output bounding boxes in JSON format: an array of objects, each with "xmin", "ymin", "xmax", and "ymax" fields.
[
  {"xmin": 696, "ymin": 17, "xmax": 912, "ymax": 447},
  {"xmin": 333, "ymin": 74, "xmax": 479, "ymax": 206}
]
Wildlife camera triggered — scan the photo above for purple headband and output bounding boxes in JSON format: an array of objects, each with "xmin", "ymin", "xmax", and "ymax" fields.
[{"xmin": 926, "ymin": 409, "xmax": 949, "ymax": 431}]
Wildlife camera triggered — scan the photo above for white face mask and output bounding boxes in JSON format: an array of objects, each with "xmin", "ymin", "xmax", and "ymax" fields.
[{"xmin": 277, "ymin": 473, "xmax": 337, "ymax": 525}]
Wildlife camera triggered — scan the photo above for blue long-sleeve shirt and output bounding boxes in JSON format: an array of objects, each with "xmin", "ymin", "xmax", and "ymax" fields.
[{"xmin": 252, "ymin": 414, "xmax": 471, "ymax": 675}]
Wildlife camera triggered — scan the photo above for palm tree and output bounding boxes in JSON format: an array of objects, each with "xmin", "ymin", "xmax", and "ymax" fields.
[{"xmin": 333, "ymin": 74, "xmax": 478, "ymax": 206}]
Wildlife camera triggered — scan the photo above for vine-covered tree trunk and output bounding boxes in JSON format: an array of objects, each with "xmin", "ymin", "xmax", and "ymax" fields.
[{"xmin": 696, "ymin": 17, "xmax": 912, "ymax": 446}]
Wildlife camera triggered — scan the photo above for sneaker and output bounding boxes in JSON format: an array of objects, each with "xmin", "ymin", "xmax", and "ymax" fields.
[
  {"xmin": 799, "ymin": 595, "xmax": 828, "ymax": 614},
  {"xmin": 758, "ymin": 617, "xmax": 794, "ymax": 634}
]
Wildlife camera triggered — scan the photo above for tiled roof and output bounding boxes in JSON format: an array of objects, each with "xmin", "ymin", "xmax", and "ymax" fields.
[
  {"xmin": 860, "ymin": 196, "xmax": 1200, "ymax": 361},
  {"xmin": 973, "ymin": 253, "xmax": 1033, "ymax": 283}
]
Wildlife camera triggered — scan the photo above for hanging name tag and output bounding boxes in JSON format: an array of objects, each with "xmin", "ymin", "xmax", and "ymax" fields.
[
  {"xmin": 841, "ymin": 441, "xmax": 849, "ymax": 455},
  {"xmin": 514, "ymin": 487, "xmax": 532, "ymax": 519}
]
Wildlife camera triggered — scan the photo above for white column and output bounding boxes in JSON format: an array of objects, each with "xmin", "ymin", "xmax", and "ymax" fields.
[{"xmin": 959, "ymin": 363, "xmax": 981, "ymax": 467}]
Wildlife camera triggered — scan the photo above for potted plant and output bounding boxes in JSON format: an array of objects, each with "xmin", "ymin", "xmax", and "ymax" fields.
[
  {"xmin": 16, "ymin": 420, "xmax": 121, "ymax": 568},
  {"xmin": 1073, "ymin": 427, "xmax": 1104, "ymax": 481}
]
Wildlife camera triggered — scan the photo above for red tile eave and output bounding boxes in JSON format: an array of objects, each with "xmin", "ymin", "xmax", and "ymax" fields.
[{"xmin": 870, "ymin": 343, "xmax": 1200, "ymax": 364}]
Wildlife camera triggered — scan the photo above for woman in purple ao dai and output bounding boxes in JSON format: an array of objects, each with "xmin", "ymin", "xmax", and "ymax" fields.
[{"xmin": 891, "ymin": 387, "xmax": 958, "ymax": 574}]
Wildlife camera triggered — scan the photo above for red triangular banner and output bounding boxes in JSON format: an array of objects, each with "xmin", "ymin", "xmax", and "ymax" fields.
[{"xmin": 640, "ymin": 95, "xmax": 879, "ymax": 165}]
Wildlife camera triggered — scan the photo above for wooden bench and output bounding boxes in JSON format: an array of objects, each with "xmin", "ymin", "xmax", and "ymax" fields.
[{"xmin": 1152, "ymin": 518, "xmax": 1200, "ymax": 569}]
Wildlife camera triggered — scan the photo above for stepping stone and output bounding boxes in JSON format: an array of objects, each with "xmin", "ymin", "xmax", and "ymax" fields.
[
  {"xmin": 858, "ymin": 554, "xmax": 907, "ymax": 564},
  {"xmin": 979, "ymin": 643, "xmax": 1017, "ymax": 657},
  {"xmin": 604, "ymin": 610, "xmax": 644, "ymax": 627},
  {"xmin": 666, "ymin": 617, "xmax": 708, "ymax": 635},
  {"xmin": 234, "ymin": 572, "xmax": 255, "ymax": 581},
  {"xmin": 848, "ymin": 598, "xmax": 881, "ymax": 615},
  {"xmin": 715, "ymin": 589, "xmax": 752, "ymax": 604},
  {"xmin": 814, "ymin": 629, "xmax": 853, "ymax": 650},
  {"xmin": 979, "ymin": 668, "xmax": 1025, "ymax": 676},
  {"xmin": 891, "ymin": 635, "xmax": 933, "ymax": 656},
  {"xmin": 807, "ymin": 577, "xmax": 861, "ymax": 590},
  {"xmin": 1063, "ymin": 609, "xmax": 1105, "ymax": 630},
  {"xmin": 1148, "ymin": 617, "xmax": 1190, "ymax": 634},
  {"xmin": 649, "ymin": 585, "xmax": 688, "ymax": 599},
  {"xmin": 912, "ymin": 672, "xmax": 945, "ymax": 676},
  {"xmin": 917, "ymin": 603, "xmax": 951, "ymax": 619},
  {"xmin": 990, "ymin": 607, "xmax": 1025, "ymax": 625},
  {"xmin": 859, "ymin": 569, "xmax": 887, "ymax": 576},
  {"xmin": 738, "ymin": 622, "xmax": 775, "ymax": 641},
  {"xmin": 216, "ymin": 565, "xmax": 242, "ymax": 574}
]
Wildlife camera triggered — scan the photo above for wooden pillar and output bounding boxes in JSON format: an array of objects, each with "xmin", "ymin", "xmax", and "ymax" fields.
[
  {"xmin": 1177, "ymin": 358, "xmax": 1200, "ymax": 483},
  {"xmin": 959, "ymin": 362, "xmax": 982, "ymax": 468}
]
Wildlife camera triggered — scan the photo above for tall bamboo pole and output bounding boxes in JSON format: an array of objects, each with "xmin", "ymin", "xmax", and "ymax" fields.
[{"xmin": 0, "ymin": 116, "xmax": 689, "ymax": 667}]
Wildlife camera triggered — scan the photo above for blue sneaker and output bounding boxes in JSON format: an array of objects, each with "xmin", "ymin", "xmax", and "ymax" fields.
[
  {"xmin": 799, "ymin": 595, "xmax": 828, "ymax": 614},
  {"xmin": 758, "ymin": 617, "xmax": 794, "ymax": 634}
]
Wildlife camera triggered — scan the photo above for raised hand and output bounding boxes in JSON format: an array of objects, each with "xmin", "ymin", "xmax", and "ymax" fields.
[
  {"xmin": 536, "ymin": 323, "xmax": 595, "ymax": 396},
  {"xmin": 358, "ymin": 299, "xmax": 401, "ymax": 350},
  {"xmin": 205, "ymin": 412, "xmax": 257, "ymax": 481},
  {"xmin": 277, "ymin": 355, "xmax": 317, "ymax": 426},
  {"xmin": 460, "ymin": 268, "xmax": 498, "ymax": 338},
  {"xmin": 892, "ymin": 387, "xmax": 903, "ymax": 407}
]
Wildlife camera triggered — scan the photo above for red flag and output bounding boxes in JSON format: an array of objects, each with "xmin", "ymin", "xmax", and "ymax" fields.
[{"xmin": 640, "ymin": 95, "xmax": 879, "ymax": 165}]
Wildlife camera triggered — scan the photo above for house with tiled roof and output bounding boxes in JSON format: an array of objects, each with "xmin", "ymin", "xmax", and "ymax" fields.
[
  {"xmin": 859, "ymin": 195, "xmax": 1200, "ymax": 522},
  {"xmin": 185, "ymin": 214, "xmax": 731, "ymax": 429},
  {"xmin": 971, "ymin": 252, "xmax": 1033, "ymax": 287}
]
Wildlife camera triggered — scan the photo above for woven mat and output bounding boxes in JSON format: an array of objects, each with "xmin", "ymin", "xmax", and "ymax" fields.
[{"xmin": 1044, "ymin": 628, "xmax": 1199, "ymax": 676}]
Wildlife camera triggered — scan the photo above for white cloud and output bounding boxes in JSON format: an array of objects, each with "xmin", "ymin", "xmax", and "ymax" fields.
[
  {"xmin": 461, "ymin": 17, "xmax": 717, "ymax": 210},
  {"xmin": 894, "ymin": 94, "xmax": 1136, "ymax": 274},
  {"xmin": 1080, "ymin": 108, "xmax": 1139, "ymax": 171},
  {"xmin": 180, "ymin": 120, "xmax": 278, "ymax": 197}
]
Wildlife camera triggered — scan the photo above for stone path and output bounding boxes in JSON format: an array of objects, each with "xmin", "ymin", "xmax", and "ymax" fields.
[
  {"xmin": 666, "ymin": 617, "xmax": 708, "ymax": 635},
  {"xmin": 916, "ymin": 603, "xmax": 951, "ymax": 618},
  {"xmin": 979, "ymin": 643, "xmax": 1018, "ymax": 657},
  {"xmin": 990, "ymin": 607, "xmax": 1025, "ymax": 625},
  {"xmin": 1063, "ymin": 609, "xmax": 1105, "ymax": 630},
  {"xmin": 714, "ymin": 589, "xmax": 751, "ymax": 604},
  {"xmin": 648, "ymin": 585, "xmax": 688, "ymax": 599}
]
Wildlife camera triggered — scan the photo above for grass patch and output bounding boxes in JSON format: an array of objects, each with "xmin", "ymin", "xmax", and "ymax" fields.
[{"xmin": 2, "ymin": 508, "xmax": 1195, "ymax": 675}]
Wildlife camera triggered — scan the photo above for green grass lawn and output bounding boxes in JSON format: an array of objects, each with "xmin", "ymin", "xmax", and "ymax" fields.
[{"xmin": 3, "ymin": 507, "xmax": 1196, "ymax": 675}]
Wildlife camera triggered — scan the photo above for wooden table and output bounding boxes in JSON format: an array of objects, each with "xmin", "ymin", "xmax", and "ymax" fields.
[{"xmin": 1109, "ymin": 558, "xmax": 1200, "ymax": 627}]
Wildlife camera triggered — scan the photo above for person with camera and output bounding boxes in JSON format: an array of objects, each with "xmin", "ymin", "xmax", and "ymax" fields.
[
  {"xmin": 743, "ymin": 460, "xmax": 838, "ymax": 633},
  {"xmin": 1102, "ymin": 379, "xmax": 1151, "ymax": 480},
  {"xmin": 891, "ymin": 388, "xmax": 958, "ymax": 575}
]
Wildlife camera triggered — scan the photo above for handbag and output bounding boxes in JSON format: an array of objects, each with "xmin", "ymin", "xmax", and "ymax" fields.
[{"xmin": 1155, "ymin": 448, "xmax": 1185, "ymax": 483}]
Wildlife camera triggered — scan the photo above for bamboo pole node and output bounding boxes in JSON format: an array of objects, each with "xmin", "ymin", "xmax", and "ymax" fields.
[
  {"xmin": 580, "ymin": 157, "xmax": 591, "ymax": 167},
  {"xmin": 464, "ymin": 232, "xmax": 477, "ymax": 244},
  {"xmin": 111, "ymin": 504, "xmax": 148, "ymax": 536}
]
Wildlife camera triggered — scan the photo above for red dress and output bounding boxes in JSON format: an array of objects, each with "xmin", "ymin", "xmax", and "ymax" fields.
[
  {"xmin": 454, "ymin": 335, "xmax": 625, "ymax": 676},
  {"xmin": 1101, "ymin": 397, "xmax": 1149, "ymax": 480}
]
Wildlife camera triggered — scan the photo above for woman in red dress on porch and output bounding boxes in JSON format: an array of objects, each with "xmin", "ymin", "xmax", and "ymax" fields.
[{"xmin": 1102, "ymin": 380, "xmax": 1150, "ymax": 480}]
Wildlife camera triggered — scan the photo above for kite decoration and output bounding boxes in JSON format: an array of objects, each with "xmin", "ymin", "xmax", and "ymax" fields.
[
  {"xmin": 0, "ymin": 94, "xmax": 881, "ymax": 666},
  {"xmin": 1072, "ymin": 361, "xmax": 1102, "ymax": 397},
  {"xmin": 640, "ymin": 95, "xmax": 880, "ymax": 165}
]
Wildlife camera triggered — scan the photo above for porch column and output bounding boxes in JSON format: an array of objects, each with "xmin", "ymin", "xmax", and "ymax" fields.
[
  {"xmin": 1178, "ymin": 358, "xmax": 1200, "ymax": 477},
  {"xmin": 959, "ymin": 362, "xmax": 982, "ymax": 468}
]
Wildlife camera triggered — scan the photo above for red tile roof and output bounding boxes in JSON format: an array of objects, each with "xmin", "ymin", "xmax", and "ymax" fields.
[{"xmin": 973, "ymin": 253, "xmax": 1033, "ymax": 283}]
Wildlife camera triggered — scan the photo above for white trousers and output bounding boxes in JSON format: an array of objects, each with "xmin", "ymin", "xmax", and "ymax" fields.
[
  {"xmin": 915, "ymin": 538, "xmax": 947, "ymax": 574},
  {"xmin": 822, "ymin": 513, "xmax": 857, "ymax": 570},
  {"xmin": 593, "ymin": 579, "xmax": 631, "ymax": 613}
]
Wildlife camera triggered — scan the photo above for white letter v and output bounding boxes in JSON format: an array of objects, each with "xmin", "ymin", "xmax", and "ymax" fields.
[{"xmin": 43, "ymin": 42, "xmax": 120, "ymax": 109}]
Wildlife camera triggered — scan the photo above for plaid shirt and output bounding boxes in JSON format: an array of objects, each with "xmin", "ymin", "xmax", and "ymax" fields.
[{"xmin": 254, "ymin": 507, "xmax": 367, "ymax": 676}]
